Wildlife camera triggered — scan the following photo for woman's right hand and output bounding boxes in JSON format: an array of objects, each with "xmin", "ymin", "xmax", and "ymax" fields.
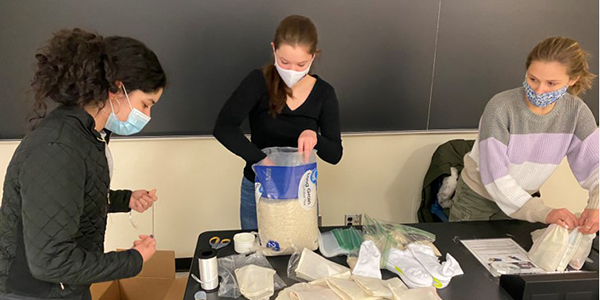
[
  {"xmin": 298, "ymin": 129, "xmax": 318, "ymax": 162},
  {"xmin": 132, "ymin": 235, "xmax": 156, "ymax": 262},
  {"xmin": 261, "ymin": 157, "xmax": 275, "ymax": 166},
  {"xmin": 578, "ymin": 208, "xmax": 599, "ymax": 234},
  {"xmin": 545, "ymin": 208, "xmax": 579, "ymax": 229}
]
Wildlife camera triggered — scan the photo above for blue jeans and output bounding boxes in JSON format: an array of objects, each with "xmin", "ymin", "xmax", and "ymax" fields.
[{"xmin": 240, "ymin": 177, "xmax": 257, "ymax": 230}]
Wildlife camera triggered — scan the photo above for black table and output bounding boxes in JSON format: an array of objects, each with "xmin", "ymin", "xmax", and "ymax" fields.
[{"xmin": 183, "ymin": 221, "xmax": 599, "ymax": 300}]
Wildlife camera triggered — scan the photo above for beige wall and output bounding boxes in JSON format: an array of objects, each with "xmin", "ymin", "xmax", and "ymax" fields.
[{"xmin": 0, "ymin": 132, "xmax": 588, "ymax": 257}]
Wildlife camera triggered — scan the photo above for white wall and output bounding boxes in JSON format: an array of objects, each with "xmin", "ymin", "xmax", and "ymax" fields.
[{"xmin": 0, "ymin": 132, "xmax": 588, "ymax": 257}]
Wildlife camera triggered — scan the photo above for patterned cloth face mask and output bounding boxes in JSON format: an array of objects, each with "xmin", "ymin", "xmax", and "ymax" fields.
[
  {"xmin": 523, "ymin": 78, "xmax": 568, "ymax": 107},
  {"xmin": 104, "ymin": 84, "xmax": 151, "ymax": 135}
]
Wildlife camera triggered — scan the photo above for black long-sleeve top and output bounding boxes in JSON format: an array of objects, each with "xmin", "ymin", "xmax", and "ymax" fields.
[{"xmin": 213, "ymin": 69, "xmax": 343, "ymax": 181}]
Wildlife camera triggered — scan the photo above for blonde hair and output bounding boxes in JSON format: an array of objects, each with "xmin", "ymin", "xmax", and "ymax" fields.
[{"xmin": 526, "ymin": 37, "xmax": 596, "ymax": 96}]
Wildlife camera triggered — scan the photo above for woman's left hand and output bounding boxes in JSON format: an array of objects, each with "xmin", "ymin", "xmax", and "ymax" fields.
[
  {"xmin": 130, "ymin": 189, "xmax": 158, "ymax": 213},
  {"xmin": 298, "ymin": 129, "xmax": 318, "ymax": 162},
  {"xmin": 578, "ymin": 208, "xmax": 599, "ymax": 234}
]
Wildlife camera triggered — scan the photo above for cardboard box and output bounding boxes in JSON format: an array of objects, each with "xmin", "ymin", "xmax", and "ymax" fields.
[{"xmin": 91, "ymin": 251, "xmax": 187, "ymax": 300}]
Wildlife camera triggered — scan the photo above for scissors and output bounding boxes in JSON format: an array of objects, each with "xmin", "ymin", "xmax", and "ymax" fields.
[{"xmin": 209, "ymin": 236, "xmax": 231, "ymax": 250}]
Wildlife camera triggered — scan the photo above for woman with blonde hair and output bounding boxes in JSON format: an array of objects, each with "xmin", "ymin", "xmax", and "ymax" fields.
[{"xmin": 449, "ymin": 37, "xmax": 598, "ymax": 234}]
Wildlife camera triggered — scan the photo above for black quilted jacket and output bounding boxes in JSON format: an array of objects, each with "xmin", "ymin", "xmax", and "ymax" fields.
[{"xmin": 0, "ymin": 105, "xmax": 143, "ymax": 299}]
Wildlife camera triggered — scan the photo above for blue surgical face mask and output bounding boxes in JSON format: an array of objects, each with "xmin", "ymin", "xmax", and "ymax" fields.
[
  {"xmin": 523, "ymin": 78, "xmax": 568, "ymax": 107},
  {"xmin": 104, "ymin": 84, "xmax": 150, "ymax": 135}
]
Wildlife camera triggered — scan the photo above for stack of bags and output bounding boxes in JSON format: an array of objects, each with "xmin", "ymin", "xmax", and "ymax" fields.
[{"xmin": 277, "ymin": 243, "xmax": 455, "ymax": 300}]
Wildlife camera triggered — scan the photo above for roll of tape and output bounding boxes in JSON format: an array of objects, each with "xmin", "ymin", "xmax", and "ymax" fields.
[{"xmin": 198, "ymin": 249, "xmax": 219, "ymax": 291}]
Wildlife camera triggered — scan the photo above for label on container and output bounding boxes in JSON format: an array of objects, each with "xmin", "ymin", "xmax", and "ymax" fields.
[
  {"xmin": 254, "ymin": 182, "xmax": 263, "ymax": 205},
  {"xmin": 298, "ymin": 169, "xmax": 317, "ymax": 210},
  {"xmin": 254, "ymin": 163, "xmax": 317, "ymax": 200},
  {"xmin": 266, "ymin": 240, "xmax": 280, "ymax": 252}
]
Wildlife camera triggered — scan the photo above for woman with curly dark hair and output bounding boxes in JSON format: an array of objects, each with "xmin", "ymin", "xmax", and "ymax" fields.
[{"xmin": 0, "ymin": 28, "xmax": 167, "ymax": 300}]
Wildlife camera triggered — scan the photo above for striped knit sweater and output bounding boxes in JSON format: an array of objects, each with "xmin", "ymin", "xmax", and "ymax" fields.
[{"xmin": 462, "ymin": 87, "xmax": 599, "ymax": 223}]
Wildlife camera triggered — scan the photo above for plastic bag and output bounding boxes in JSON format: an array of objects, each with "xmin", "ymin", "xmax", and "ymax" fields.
[
  {"xmin": 287, "ymin": 248, "xmax": 350, "ymax": 282},
  {"xmin": 287, "ymin": 249, "xmax": 303, "ymax": 282},
  {"xmin": 217, "ymin": 253, "xmax": 286, "ymax": 298},
  {"xmin": 528, "ymin": 224, "xmax": 595, "ymax": 272},
  {"xmin": 319, "ymin": 227, "xmax": 364, "ymax": 258},
  {"xmin": 235, "ymin": 264, "xmax": 276, "ymax": 300},
  {"xmin": 528, "ymin": 224, "xmax": 569, "ymax": 272},
  {"xmin": 318, "ymin": 231, "xmax": 347, "ymax": 258},
  {"xmin": 330, "ymin": 227, "xmax": 364, "ymax": 255},
  {"xmin": 361, "ymin": 214, "xmax": 436, "ymax": 267},
  {"xmin": 253, "ymin": 147, "xmax": 319, "ymax": 256},
  {"xmin": 569, "ymin": 232, "xmax": 596, "ymax": 270}
]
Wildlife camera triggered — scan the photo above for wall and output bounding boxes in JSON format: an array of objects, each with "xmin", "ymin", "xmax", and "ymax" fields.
[{"xmin": 0, "ymin": 132, "xmax": 589, "ymax": 257}]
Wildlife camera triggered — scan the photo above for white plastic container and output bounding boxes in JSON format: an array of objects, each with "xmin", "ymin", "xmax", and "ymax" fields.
[{"xmin": 234, "ymin": 232, "xmax": 256, "ymax": 254}]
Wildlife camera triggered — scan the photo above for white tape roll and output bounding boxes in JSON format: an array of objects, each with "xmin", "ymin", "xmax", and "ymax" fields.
[{"xmin": 198, "ymin": 249, "xmax": 219, "ymax": 291}]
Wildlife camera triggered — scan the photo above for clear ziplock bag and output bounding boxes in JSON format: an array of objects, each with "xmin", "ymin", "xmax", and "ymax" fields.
[
  {"xmin": 361, "ymin": 214, "xmax": 437, "ymax": 267},
  {"xmin": 253, "ymin": 147, "xmax": 319, "ymax": 256},
  {"xmin": 217, "ymin": 253, "xmax": 286, "ymax": 298}
]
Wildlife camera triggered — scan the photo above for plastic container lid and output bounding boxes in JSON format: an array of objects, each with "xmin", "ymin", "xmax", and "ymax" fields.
[{"xmin": 194, "ymin": 291, "xmax": 207, "ymax": 300}]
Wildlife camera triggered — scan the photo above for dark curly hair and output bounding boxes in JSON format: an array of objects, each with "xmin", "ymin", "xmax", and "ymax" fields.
[{"xmin": 29, "ymin": 28, "xmax": 166, "ymax": 127}]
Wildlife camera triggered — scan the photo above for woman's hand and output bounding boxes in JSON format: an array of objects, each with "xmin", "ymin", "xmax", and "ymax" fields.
[
  {"xmin": 545, "ymin": 208, "xmax": 579, "ymax": 229},
  {"xmin": 298, "ymin": 129, "xmax": 317, "ymax": 162},
  {"xmin": 578, "ymin": 208, "xmax": 599, "ymax": 234},
  {"xmin": 260, "ymin": 157, "xmax": 274, "ymax": 166},
  {"xmin": 132, "ymin": 235, "xmax": 156, "ymax": 262},
  {"xmin": 130, "ymin": 189, "xmax": 158, "ymax": 213}
]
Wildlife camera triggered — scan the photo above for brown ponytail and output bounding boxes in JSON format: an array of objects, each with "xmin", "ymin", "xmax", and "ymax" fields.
[
  {"xmin": 263, "ymin": 15, "xmax": 319, "ymax": 117},
  {"xmin": 526, "ymin": 37, "xmax": 596, "ymax": 96}
]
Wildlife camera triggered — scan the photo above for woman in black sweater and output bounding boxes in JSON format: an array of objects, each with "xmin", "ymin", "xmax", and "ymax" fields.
[{"xmin": 213, "ymin": 15, "xmax": 343, "ymax": 230}]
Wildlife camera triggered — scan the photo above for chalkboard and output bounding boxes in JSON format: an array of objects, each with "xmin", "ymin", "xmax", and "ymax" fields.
[
  {"xmin": 429, "ymin": 0, "xmax": 599, "ymax": 129},
  {"xmin": 0, "ymin": 0, "xmax": 597, "ymax": 139}
]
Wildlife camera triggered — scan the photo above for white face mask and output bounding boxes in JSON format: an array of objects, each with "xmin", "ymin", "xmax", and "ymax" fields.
[{"xmin": 273, "ymin": 52, "xmax": 313, "ymax": 88}]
